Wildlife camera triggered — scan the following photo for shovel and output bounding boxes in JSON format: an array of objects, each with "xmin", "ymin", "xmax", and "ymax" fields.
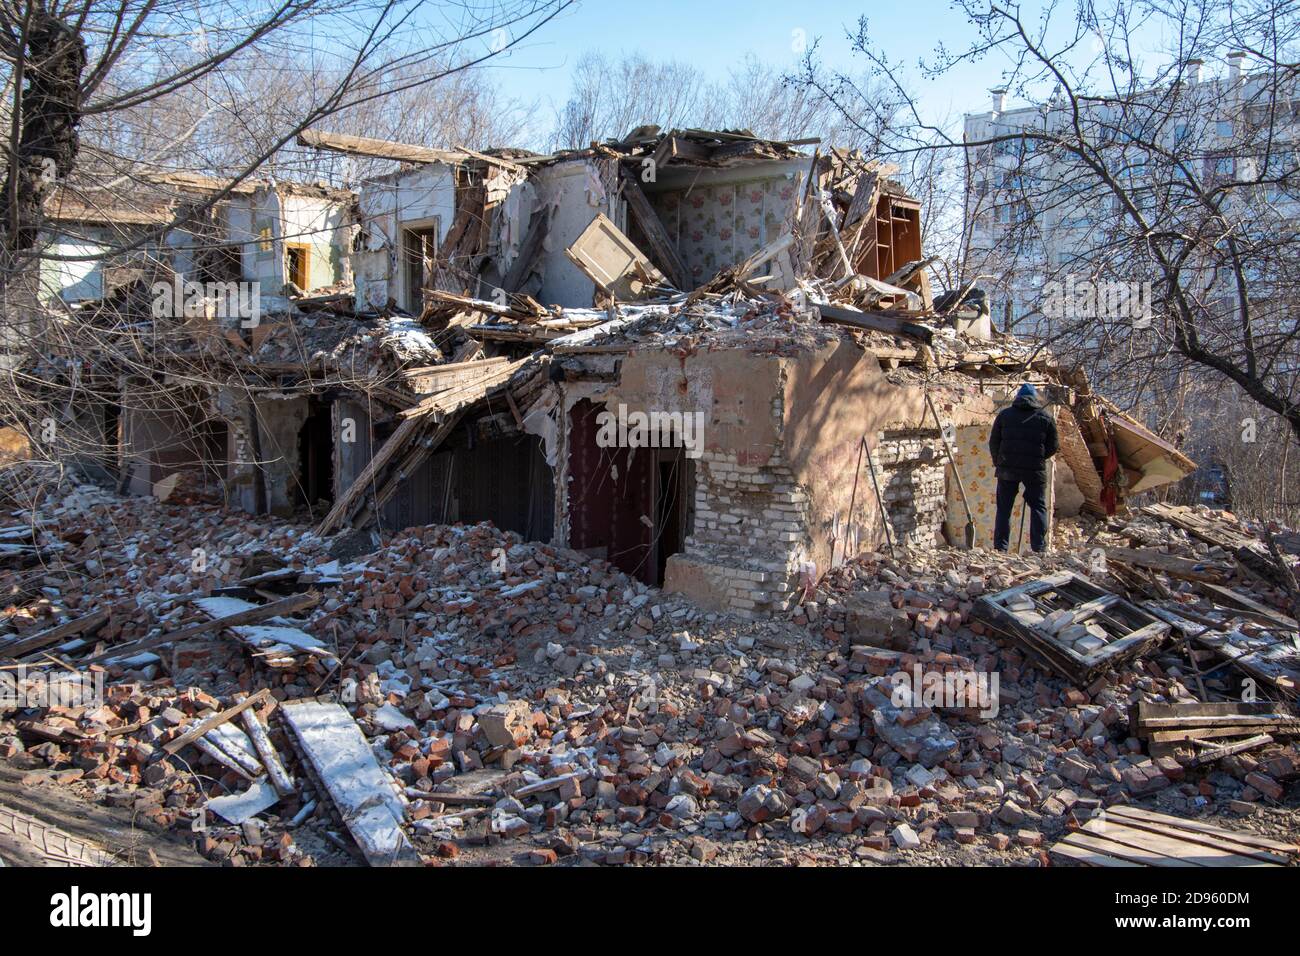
[{"xmin": 926, "ymin": 393, "xmax": 975, "ymax": 549}]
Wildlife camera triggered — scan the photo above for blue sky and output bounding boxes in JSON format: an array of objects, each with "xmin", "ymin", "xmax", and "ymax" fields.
[
  {"xmin": 468, "ymin": 0, "xmax": 1217, "ymax": 140},
  {"xmin": 478, "ymin": 1, "xmax": 1010, "ymax": 127}
]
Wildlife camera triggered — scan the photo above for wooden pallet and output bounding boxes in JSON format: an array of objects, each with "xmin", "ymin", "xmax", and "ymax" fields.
[
  {"xmin": 1052, "ymin": 805, "xmax": 1298, "ymax": 867},
  {"xmin": 973, "ymin": 573, "xmax": 1168, "ymax": 684}
]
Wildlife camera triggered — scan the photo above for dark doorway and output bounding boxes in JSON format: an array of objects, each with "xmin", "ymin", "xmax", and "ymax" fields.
[
  {"xmin": 296, "ymin": 399, "xmax": 335, "ymax": 509},
  {"xmin": 655, "ymin": 448, "xmax": 690, "ymax": 584},
  {"xmin": 567, "ymin": 399, "xmax": 693, "ymax": 586}
]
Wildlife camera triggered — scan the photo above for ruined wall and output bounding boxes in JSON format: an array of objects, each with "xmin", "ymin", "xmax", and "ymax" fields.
[
  {"xmin": 279, "ymin": 192, "xmax": 350, "ymax": 291},
  {"xmin": 645, "ymin": 160, "xmax": 805, "ymax": 287},
  {"xmin": 531, "ymin": 158, "xmax": 620, "ymax": 307},
  {"xmin": 562, "ymin": 341, "xmax": 1000, "ymax": 618},
  {"xmin": 875, "ymin": 427, "xmax": 948, "ymax": 548},
  {"xmin": 352, "ymin": 165, "xmax": 455, "ymax": 311}
]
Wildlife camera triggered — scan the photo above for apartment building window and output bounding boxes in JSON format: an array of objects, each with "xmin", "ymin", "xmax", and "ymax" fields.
[{"xmin": 1216, "ymin": 119, "xmax": 1234, "ymax": 138}]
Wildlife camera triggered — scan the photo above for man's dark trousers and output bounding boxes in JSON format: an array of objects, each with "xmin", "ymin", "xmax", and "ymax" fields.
[{"xmin": 994, "ymin": 475, "xmax": 1048, "ymax": 552}]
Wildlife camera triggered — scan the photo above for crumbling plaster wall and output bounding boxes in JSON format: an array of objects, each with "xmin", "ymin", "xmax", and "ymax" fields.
[
  {"xmin": 780, "ymin": 343, "xmax": 996, "ymax": 580},
  {"xmin": 531, "ymin": 158, "xmax": 621, "ymax": 307},
  {"xmin": 279, "ymin": 192, "xmax": 351, "ymax": 291},
  {"xmin": 352, "ymin": 165, "xmax": 455, "ymax": 311},
  {"xmin": 589, "ymin": 341, "xmax": 999, "ymax": 617},
  {"xmin": 249, "ymin": 187, "xmax": 285, "ymax": 291}
]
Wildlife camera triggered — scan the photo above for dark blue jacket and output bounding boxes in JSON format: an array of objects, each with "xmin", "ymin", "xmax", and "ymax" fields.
[{"xmin": 989, "ymin": 395, "xmax": 1059, "ymax": 482}]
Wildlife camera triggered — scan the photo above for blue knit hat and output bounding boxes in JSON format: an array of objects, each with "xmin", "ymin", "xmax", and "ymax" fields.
[{"xmin": 1016, "ymin": 383, "xmax": 1038, "ymax": 400}]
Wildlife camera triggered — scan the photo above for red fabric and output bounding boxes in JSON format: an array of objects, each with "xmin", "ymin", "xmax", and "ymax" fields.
[{"xmin": 1100, "ymin": 433, "xmax": 1120, "ymax": 516}]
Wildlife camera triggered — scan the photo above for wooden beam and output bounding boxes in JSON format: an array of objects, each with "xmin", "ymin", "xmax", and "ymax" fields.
[
  {"xmin": 316, "ymin": 416, "xmax": 424, "ymax": 535},
  {"xmin": 621, "ymin": 174, "xmax": 688, "ymax": 290},
  {"xmin": 81, "ymin": 593, "xmax": 318, "ymax": 665},
  {"xmin": 297, "ymin": 129, "xmax": 467, "ymax": 165},
  {"xmin": 816, "ymin": 303, "xmax": 934, "ymax": 344},
  {"xmin": 163, "ymin": 689, "xmax": 271, "ymax": 756},
  {"xmin": 0, "ymin": 609, "xmax": 110, "ymax": 660}
]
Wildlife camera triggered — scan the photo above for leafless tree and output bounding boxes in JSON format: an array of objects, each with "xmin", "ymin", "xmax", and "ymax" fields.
[
  {"xmin": 549, "ymin": 49, "xmax": 901, "ymax": 153},
  {"xmin": 797, "ymin": 0, "xmax": 1300, "ymax": 517},
  {"xmin": 0, "ymin": 0, "xmax": 571, "ymax": 505}
]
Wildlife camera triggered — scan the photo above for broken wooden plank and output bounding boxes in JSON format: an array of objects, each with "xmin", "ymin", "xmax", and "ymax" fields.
[
  {"xmin": 816, "ymin": 303, "xmax": 935, "ymax": 344},
  {"xmin": 163, "ymin": 689, "xmax": 271, "ymax": 756},
  {"xmin": 1104, "ymin": 547, "xmax": 1228, "ymax": 583},
  {"xmin": 621, "ymin": 174, "xmax": 687, "ymax": 290},
  {"xmin": 1099, "ymin": 808, "xmax": 1295, "ymax": 865},
  {"xmin": 316, "ymin": 416, "xmax": 423, "ymax": 535},
  {"xmin": 240, "ymin": 708, "xmax": 295, "ymax": 798},
  {"xmin": 1197, "ymin": 582, "xmax": 1298, "ymax": 630},
  {"xmin": 1053, "ymin": 807, "xmax": 1297, "ymax": 866},
  {"xmin": 297, "ymin": 129, "xmax": 467, "ymax": 165},
  {"xmin": 1185, "ymin": 733, "xmax": 1273, "ymax": 766},
  {"xmin": 190, "ymin": 594, "xmax": 331, "ymax": 662},
  {"xmin": 81, "ymin": 592, "xmax": 319, "ymax": 665},
  {"xmin": 1106, "ymin": 805, "xmax": 1299, "ymax": 855},
  {"xmin": 399, "ymin": 356, "xmax": 529, "ymax": 420},
  {"xmin": 279, "ymin": 699, "xmax": 418, "ymax": 866},
  {"xmin": 0, "ymin": 609, "xmax": 110, "ymax": 660},
  {"xmin": 192, "ymin": 735, "xmax": 257, "ymax": 781}
]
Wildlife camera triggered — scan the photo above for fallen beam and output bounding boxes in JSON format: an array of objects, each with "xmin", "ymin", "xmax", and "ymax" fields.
[
  {"xmin": 81, "ymin": 593, "xmax": 319, "ymax": 665},
  {"xmin": 163, "ymin": 689, "xmax": 271, "ymax": 756},
  {"xmin": 279, "ymin": 699, "xmax": 418, "ymax": 866},
  {"xmin": 816, "ymin": 303, "xmax": 934, "ymax": 344},
  {"xmin": 297, "ymin": 129, "xmax": 466, "ymax": 165},
  {"xmin": 0, "ymin": 608, "xmax": 110, "ymax": 660}
]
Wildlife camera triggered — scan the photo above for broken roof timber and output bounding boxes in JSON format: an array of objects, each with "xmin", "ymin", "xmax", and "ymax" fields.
[{"xmin": 297, "ymin": 129, "xmax": 469, "ymax": 166}]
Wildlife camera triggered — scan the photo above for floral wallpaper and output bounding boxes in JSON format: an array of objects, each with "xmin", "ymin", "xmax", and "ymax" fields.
[
  {"xmin": 944, "ymin": 422, "xmax": 1055, "ymax": 552},
  {"xmin": 651, "ymin": 174, "xmax": 797, "ymax": 283}
]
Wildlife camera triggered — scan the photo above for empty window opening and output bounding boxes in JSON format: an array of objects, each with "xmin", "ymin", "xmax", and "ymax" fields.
[{"xmin": 284, "ymin": 243, "xmax": 310, "ymax": 291}]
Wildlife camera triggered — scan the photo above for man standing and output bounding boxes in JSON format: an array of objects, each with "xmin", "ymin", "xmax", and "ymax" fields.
[{"xmin": 989, "ymin": 383, "xmax": 1058, "ymax": 553}]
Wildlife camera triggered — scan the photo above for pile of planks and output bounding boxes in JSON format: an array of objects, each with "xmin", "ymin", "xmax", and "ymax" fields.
[
  {"xmin": 1051, "ymin": 804, "xmax": 1298, "ymax": 867},
  {"xmin": 1143, "ymin": 502, "xmax": 1296, "ymax": 591},
  {"xmin": 1130, "ymin": 700, "xmax": 1300, "ymax": 764}
]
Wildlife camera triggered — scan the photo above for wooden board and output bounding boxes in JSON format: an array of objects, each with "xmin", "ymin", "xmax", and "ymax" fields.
[
  {"xmin": 0, "ymin": 609, "xmax": 110, "ymax": 660},
  {"xmin": 1052, "ymin": 805, "xmax": 1298, "ymax": 867},
  {"xmin": 564, "ymin": 213, "xmax": 664, "ymax": 301},
  {"xmin": 279, "ymin": 700, "xmax": 418, "ymax": 867}
]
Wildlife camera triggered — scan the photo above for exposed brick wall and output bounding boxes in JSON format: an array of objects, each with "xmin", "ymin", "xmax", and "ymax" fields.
[
  {"xmin": 874, "ymin": 428, "xmax": 947, "ymax": 549},
  {"xmin": 683, "ymin": 449, "xmax": 808, "ymax": 616},
  {"xmin": 672, "ymin": 422, "xmax": 950, "ymax": 618}
]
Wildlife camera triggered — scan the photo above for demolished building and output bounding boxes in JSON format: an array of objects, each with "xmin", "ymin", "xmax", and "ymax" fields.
[
  {"xmin": 9, "ymin": 130, "xmax": 1300, "ymax": 875},
  {"xmin": 31, "ymin": 127, "xmax": 1197, "ymax": 618}
]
